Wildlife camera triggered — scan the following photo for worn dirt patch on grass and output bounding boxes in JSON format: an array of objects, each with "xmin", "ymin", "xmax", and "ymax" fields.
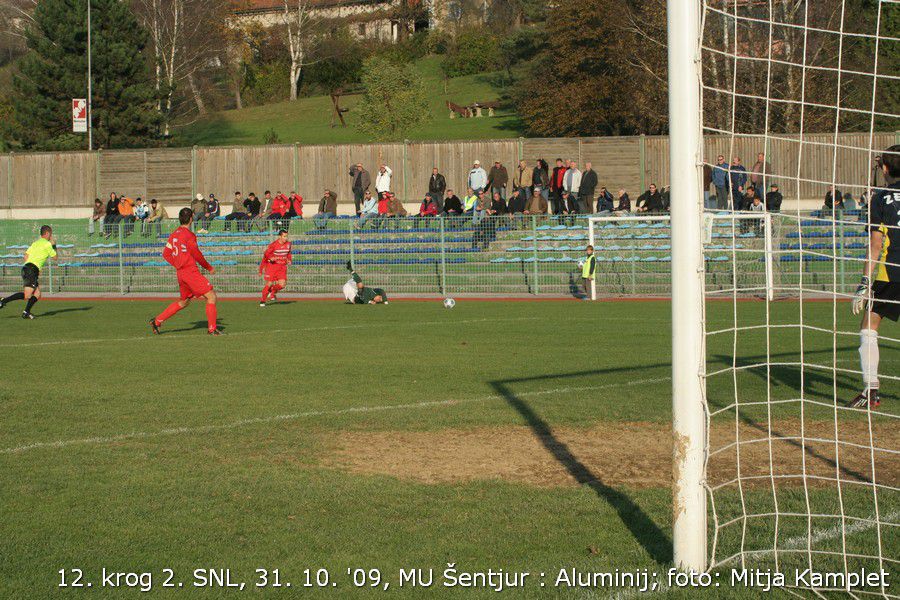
[{"xmin": 325, "ymin": 420, "xmax": 899, "ymax": 489}]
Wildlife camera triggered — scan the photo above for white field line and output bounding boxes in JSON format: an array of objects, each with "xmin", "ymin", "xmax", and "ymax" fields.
[
  {"xmin": 602, "ymin": 509, "xmax": 900, "ymax": 600},
  {"xmin": 0, "ymin": 377, "xmax": 672, "ymax": 456},
  {"xmin": 0, "ymin": 316, "xmax": 542, "ymax": 349}
]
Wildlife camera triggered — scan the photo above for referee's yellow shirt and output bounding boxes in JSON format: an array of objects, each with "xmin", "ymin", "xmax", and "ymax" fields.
[{"xmin": 26, "ymin": 238, "xmax": 56, "ymax": 270}]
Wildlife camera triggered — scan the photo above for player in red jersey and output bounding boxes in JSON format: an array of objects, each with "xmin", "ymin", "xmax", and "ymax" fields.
[
  {"xmin": 259, "ymin": 228, "xmax": 292, "ymax": 306},
  {"xmin": 150, "ymin": 207, "xmax": 221, "ymax": 335}
]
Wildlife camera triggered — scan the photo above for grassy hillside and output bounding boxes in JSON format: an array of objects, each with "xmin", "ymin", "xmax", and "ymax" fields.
[{"xmin": 177, "ymin": 56, "xmax": 524, "ymax": 147}]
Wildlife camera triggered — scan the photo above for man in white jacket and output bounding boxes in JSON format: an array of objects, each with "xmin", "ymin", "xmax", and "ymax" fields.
[
  {"xmin": 467, "ymin": 160, "xmax": 488, "ymax": 194},
  {"xmin": 375, "ymin": 164, "xmax": 392, "ymax": 197},
  {"xmin": 564, "ymin": 160, "xmax": 582, "ymax": 199}
]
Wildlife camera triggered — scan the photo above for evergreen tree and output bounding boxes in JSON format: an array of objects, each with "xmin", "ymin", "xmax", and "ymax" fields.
[
  {"xmin": 13, "ymin": 0, "xmax": 159, "ymax": 150},
  {"xmin": 356, "ymin": 56, "xmax": 429, "ymax": 141}
]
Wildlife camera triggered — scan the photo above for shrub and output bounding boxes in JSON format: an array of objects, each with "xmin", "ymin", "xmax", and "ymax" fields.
[{"xmin": 440, "ymin": 30, "xmax": 502, "ymax": 77}]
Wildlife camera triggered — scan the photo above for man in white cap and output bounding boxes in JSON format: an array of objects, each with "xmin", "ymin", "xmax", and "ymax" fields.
[{"xmin": 468, "ymin": 160, "xmax": 487, "ymax": 195}]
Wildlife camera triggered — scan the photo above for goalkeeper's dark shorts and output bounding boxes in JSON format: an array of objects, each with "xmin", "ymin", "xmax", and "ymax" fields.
[{"xmin": 872, "ymin": 281, "xmax": 900, "ymax": 321}]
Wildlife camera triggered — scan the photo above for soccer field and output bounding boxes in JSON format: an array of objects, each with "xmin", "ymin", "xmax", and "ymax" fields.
[{"xmin": 0, "ymin": 299, "xmax": 896, "ymax": 598}]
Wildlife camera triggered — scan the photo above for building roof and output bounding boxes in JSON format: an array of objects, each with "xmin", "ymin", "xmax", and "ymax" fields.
[{"xmin": 232, "ymin": 0, "xmax": 389, "ymax": 13}]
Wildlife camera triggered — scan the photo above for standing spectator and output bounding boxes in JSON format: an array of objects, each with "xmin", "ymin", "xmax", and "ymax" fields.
[
  {"xmin": 190, "ymin": 193, "xmax": 206, "ymax": 224},
  {"xmin": 89, "ymin": 198, "xmax": 105, "ymax": 235},
  {"xmin": 824, "ymin": 185, "xmax": 844, "ymax": 213},
  {"xmin": 314, "ymin": 189, "xmax": 338, "ymax": 229},
  {"xmin": 349, "ymin": 163, "xmax": 370, "ymax": 215},
  {"xmin": 513, "ymin": 160, "xmax": 529, "ymax": 199},
  {"xmin": 750, "ymin": 152, "xmax": 772, "ymax": 196},
  {"xmin": 635, "ymin": 184, "xmax": 663, "ymax": 213},
  {"xmin": 198, "ymin": 193, "xmax": 219, "ymax": 233},
  {"xmin": 103, "ymin": 192, "xmax": 120, "ymax": 238},
  {"xmin": 144, "ymin": 199, "xmax": 168, "ymax": 237},
  {"xmin": 525, "ymin": 190, "xmax": 548, "ymax": 215},
  {"xmin": 467, "ymin": 160, "xmax": 487, "ymax": 194},
  {"xmin": 287, "ymin": 192, "xmax": 304, "ymax": 219},
  {"xmin": 375, "ymin": 164, "xmax": 392, "ymax": 197},
  {"xmin": 563, "ymin": 160, "xmax": 582, "ymax": 207},
  {"xmin": 443, "ymin": 189, "xmax": 463, "ymax": 218},
  {"xmin": 729, "ymin": 156, "xmax": 748, "ymax": 208},
  {"xmin": 532, "ymin": 159, "xmax": 550, "ymax": 202},
  {"xmin": 579, "ymin": 162, "xmax": 598, "ymax": 214},
  {"xmin": 703, "ymin": 163, "xmax": 714, "ymax": 209},
  {"xmin": 550, "ymin": 158, "xmax": 567, "ymax": 214},
  {"xmin": 225, "ymin": 191, "xmax": 248, "ymax": 232},
  {"xmin": 427, "ymin": 167, "xmax": 446, "ymax": 211},
  {"xmin": 358, "ymin": 190, "xmax": 379, "ymax": 229},
  {"xmin": 712, "ymin": 155, "xmax": 729, "ymax": 210},
  {"xmin": 118, "ymin": 196, "xmax": 136, "ymax": 236},
  {"xmin": 487, "ymin": 160, "xmax": 508, "ymax": 199},
  {"xmin": 615, "ymin": 189, "xmax": 631, "ymax": 213},
  {"xmin": 765, "ymin": 183, "xmax": 783, "ymax": 212},
  {"xmin": 596, "ymin": 187, "xmax": 614, "ymax": 213}
]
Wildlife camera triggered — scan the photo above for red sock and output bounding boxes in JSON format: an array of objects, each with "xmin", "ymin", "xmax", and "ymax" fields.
[
  {"xmin": 269, "ymin": 283, "xmax": 283, "ymax": 298},
  {"xmin": 261, "ymin": 284, "xmax": 270, "ymax": 302},
  {"xmin": 206, "ymin": 303, "xmax": 218, "ymax": 332},
  {"xmin": 155, "ymin": 301, "xmax": 183, "ymax": 325}
]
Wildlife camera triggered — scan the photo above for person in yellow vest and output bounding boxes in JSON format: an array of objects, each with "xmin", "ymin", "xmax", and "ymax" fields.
[
  {"xmin": 580, "ymin": 244, "xmax": 596, "ymax": 300},
  {"xmin": 0, "ymin": 225, "xmax": 57, "ymax": 319}
]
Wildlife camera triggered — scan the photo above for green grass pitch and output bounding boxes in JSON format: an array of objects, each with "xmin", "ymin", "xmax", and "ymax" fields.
[{"xmin": 0, "ymin": 299, "xmax": 896, "ymax": 598}]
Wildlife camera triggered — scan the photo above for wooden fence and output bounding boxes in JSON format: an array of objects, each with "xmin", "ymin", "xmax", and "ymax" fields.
[{"xmin": 2, "ymin": 132, "xmax": 896, "ymax": 210}]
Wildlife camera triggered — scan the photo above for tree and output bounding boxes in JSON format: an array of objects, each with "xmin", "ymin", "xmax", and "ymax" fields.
[
  {"xmin": 13, "ymin": 0, "xmax": 159, "ymax": 149},
  {"xmin": 356, "ymin": 56, "xmax": 429, "ymax": 141},
  {"xmin": 281, "ymin": 0, "xmax": 323, "ymax": 101}
]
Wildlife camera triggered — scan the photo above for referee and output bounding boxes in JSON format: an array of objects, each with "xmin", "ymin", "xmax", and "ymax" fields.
[{"xmin": 0, "ymin": 225, "xmax": 57, "ymax": 319}]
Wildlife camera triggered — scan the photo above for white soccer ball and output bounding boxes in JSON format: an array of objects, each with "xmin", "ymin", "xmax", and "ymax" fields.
[{"xmin": 443, "ymin": 298, "xmax": 456, "ymax": 309}]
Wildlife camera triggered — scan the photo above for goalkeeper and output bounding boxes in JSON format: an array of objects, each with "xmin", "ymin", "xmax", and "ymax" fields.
[
  {"xmin": 850, "ymin": 145, "xmax": 900, "ymax": 409},
  {"xmin": 343, "ymin": 261, "xmax": 388, "ymax": 304}
]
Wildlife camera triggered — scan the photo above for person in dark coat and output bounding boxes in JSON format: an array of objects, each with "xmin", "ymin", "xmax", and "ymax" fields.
[
  {"xmin": 615, "ymin": 189, "xmax": 631, "ymax": 213},
  {"xmin": 579, "ymin": 162, "xmax": 598, "ymax": 214},
  {"xmin": 635, "ymin": 184, "xmax": 663, "ymax": 213},
  {"xmin": 765, "ymin": 183, "xmax": 783, "ymax": 212},
  {"xmin": 349, "ymin": 163, "xmax": 371, "ymax": 216},
  {"xmin": 824, "ymin": 186, "xmax": 844, "ymax": 212},
  {"xmin": 596, "ymin": 187, "xmax": 614, "ymax": 213},
  {"xmin": 550, "ymin": 158, "xmax": 567, "ymax": 215},
  {"xmin": 427, "ymin": 167, "xmax": 446, "ymax": 212}
]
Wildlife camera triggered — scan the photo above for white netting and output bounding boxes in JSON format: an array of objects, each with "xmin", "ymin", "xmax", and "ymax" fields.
[{"xmin": 699, "ymin": 0, "xmax": 899, "ymax": 595}]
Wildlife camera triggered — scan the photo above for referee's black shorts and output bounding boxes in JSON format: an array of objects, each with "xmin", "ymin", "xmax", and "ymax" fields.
[
  {"xmin": 21, "ymin": 263, "xmax": 40, "ymax": 289},
  {"xmin": 872, "ymin": 281, "xmax": 900, "ymax": 321}
]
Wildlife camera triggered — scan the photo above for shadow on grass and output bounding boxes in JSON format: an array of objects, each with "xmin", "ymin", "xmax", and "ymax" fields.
[
  {"xmin": 38, "ymin": 307, "xmax": 93, "ymax": 317},
  {"xmin": 164, "ymin": 320, "xmax": 226, "ymax": 334},
  {"xmin": 489, "ymin": 367, "xmax": 673, "ymax": 565}
]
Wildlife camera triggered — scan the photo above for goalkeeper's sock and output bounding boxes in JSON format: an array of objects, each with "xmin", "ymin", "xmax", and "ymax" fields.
[
  {"xmin": 859, "ymin": 328, "xmax": 880, "ymax": 391},
  {"xmin": 1, "ymin": 292, "xmax": 24, "ymax": 305},
  {"xmin": 269, "ymin": 283, "xmax": 283, "ymax": 298},
  {"xmin": 155, "ymin": 301, "xmax": 183, "ymax": 325},
  {"xmin": 24, "ymin": 296, "xmax": 38, "ymax": 314},
  {"xmin": 206, "ymin": 303, "xmax": 218, "ymax": 332},
  {"xmin": 261, "ymin": 284, "xmax": 270, "ymax": 303}
]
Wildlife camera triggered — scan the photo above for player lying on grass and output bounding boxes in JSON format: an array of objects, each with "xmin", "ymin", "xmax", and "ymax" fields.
[
  {"xmin": 150, "ymin": 208, "xmax": 222, "ymax": 336},
  {"xmin": 259, "ymin": 228, "xmax": 292, "ymax": 306},
  {"xmin": 850, "ymin": 144, "xmax": 900, "ymax": 408},
  {"xmin": 0, "ymin": 225, "xmax": 56, "ymax": 319},
  {"xmin": 344, "ymin": 260, "xmax": 388, "ymax": 304}
]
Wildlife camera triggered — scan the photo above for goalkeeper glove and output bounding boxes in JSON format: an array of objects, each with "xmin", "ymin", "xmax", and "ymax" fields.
[
  {"xmin": 852, "ymin": 275, "xmax": 871, "ymax": 315},
  {"xmin": 345, "ymin": 260, "xmax": 353, "ymax": 271}
]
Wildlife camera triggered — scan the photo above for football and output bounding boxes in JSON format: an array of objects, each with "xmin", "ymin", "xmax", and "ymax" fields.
[{"xmin": 443, "ymin": 298, "xmax": 456, "ymax": 309}]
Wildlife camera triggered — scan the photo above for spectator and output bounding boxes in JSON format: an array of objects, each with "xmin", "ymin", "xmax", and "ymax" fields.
[
  {"xmin": 615, "ymin": 189, "xmax": 631, "ymax": 213},
  {"xmin": 487, "ymin": 160, "xmax": 508, "ymax": 199},
  {"xmin": 473, "ymin": 190, "xmax": 489, "ymax": 224},
  {"xmin": 135, "ymin": 197, "xmax": 149, "ymax": 222},
  {"xmin": 357, "ymin": 190, "xmax": 379, "ymax": 229},
  {"xmin": 314, "ymin": 189, "xmax": 338, "ymax": 229},
  {"xmin": 750, "ymin": 152, "xmax": 772, "ymax": 196},
  {"xmin": 580, "ymin": 244, "xmax": 596, "ymax": 300},
  {"xmin": 375, "ymin": 164, "xmax": 392, "ymax": 197},
  {"xmin": 386, "ymin": 192, "xmax": 408, "ymax": 228},
  {"xmin": 748, "ymin": 194, "xmax": 765, "ymax": 235},
  {"xmin": 740, "ymin": 187, "xmax": 757, "ymax": 212},
  {"xmin": 729, "ymin": 156, "xmax": 747, "ymax": 208},
  {"xmin": 190, "ymin": 193, "xmax": 206, "ymax": 223},
  {"xmin": 532, "ymin": 158, "xmax": 550, "ymax": 202},
  {"xmin": 703, "ymin": 162, "xmax": 714, "ymax": 209},
  {"xmin": 550, "ymin": 158, "xmax": 567, "ymax": 214},
  {"xmin": 287, "ymin": 192, "xmax": 304, "ymax": 219},
  {"xmin": 563, "ymin": 160, "xmax": 582, "ymax": 205},
  {"xmin": 267, "ymin": 192, "xmax": 290, "ymax": 230},
  {"xmin": 507, "ymin": 187, "xmax": 526, "ymax": 214},
  {"xmin": 144, "ymin": 199, "xmax": 168, "ymax": 237},
  {"xmin": 488, "ymin": 191, "xmax": 508, "ymax": 216},
  {"xmin": 765, "ymin": 183, "xmax": 783, "ymax": 213},
  {"xmin": 443, "ymin": 189, "xmax": 463, "ymax": 217},
  {"xmin": 524, "ymin": 190, "xmax": 548, "ymax": 215},
  {"xmin": 596, "ymin": 187, "xmax": 614, "ymax": 213},
  {"xmin": 661, "ymin": 186, "xmax": 670, "ymax": 212},
  {"xmin": 427, "ymin": 167, "xmax": 446, "ymax": 211},
  {"xmin": 225, "ymin": 191, "xmax": 248, "ymax": 232},
  {"xmin": 513, "ymin": 160, "xmax": 529, "ymax": 199},
  {"xmin": 463, "ymin": 187, "xmax": 478, "ymax": 217},
  {"xmin": 843, "ymin": 193, "xmax": 857, "ymax": 212},
  {"xmin": 89, "ymin": 198, "xmax": 105, "ymax": 235},
  {"xmin": 103, "ymin": 192, "xmax": 120, "ymax": 237},
  {"xmin": 635, "ymin": 184, "xmax": 663, "ymax": 213},
  {"xmin": 416, "ymin": 194, "xmax": 438, "ymax": 226},
  {"xmin": 259, "ymin": 190, "xmax": 274, "ymax": 218},
  {"xmin": 824, "ymin": 185, "xmax": 844, "ymax": 213},
  {"xmin": 198, "ymin": 193, "xmax": 219, "ymax": 233},
  {"xmin": 349, "ymin": 163, "xmax": 370, "ymax": 215},
  {"xmin": 712, "ymin": 155, "xmax": 729, "ymax": 210},
  {"xmin": 561, "ymin": 190, "xmax": 578, "ymax": 225},
  {"xmin": 377, "ymin": 190, "xmax": 390, "ymax": 224},
  {"xmin": 579, "ymin": 162, "xmax": 598, "ymax": 214},
  {"xmin": 246, "ymin": 193, "xmax": 263, "ymax": 231},
  {"xmin": 118, "ymin": 195, "xmax": 136, "ymax": 235},
  {"xmin": 467, "ymin": 160, "xmax": 487, "ymax": 194}
]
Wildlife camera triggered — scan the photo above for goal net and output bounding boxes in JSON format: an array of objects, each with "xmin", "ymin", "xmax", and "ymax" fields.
[{"xmin": 667, "ymin": 0, "xmax": 899, "ymax": 594}]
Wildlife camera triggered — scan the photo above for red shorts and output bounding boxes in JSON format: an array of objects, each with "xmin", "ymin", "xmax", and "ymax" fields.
[
  {"xmin": 177, "ymin": 269, "xmax": 213, "ymax": 300},
  {"xmin": 264, "ymin": 263, "xmax": 288, "ymax": 282}
]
